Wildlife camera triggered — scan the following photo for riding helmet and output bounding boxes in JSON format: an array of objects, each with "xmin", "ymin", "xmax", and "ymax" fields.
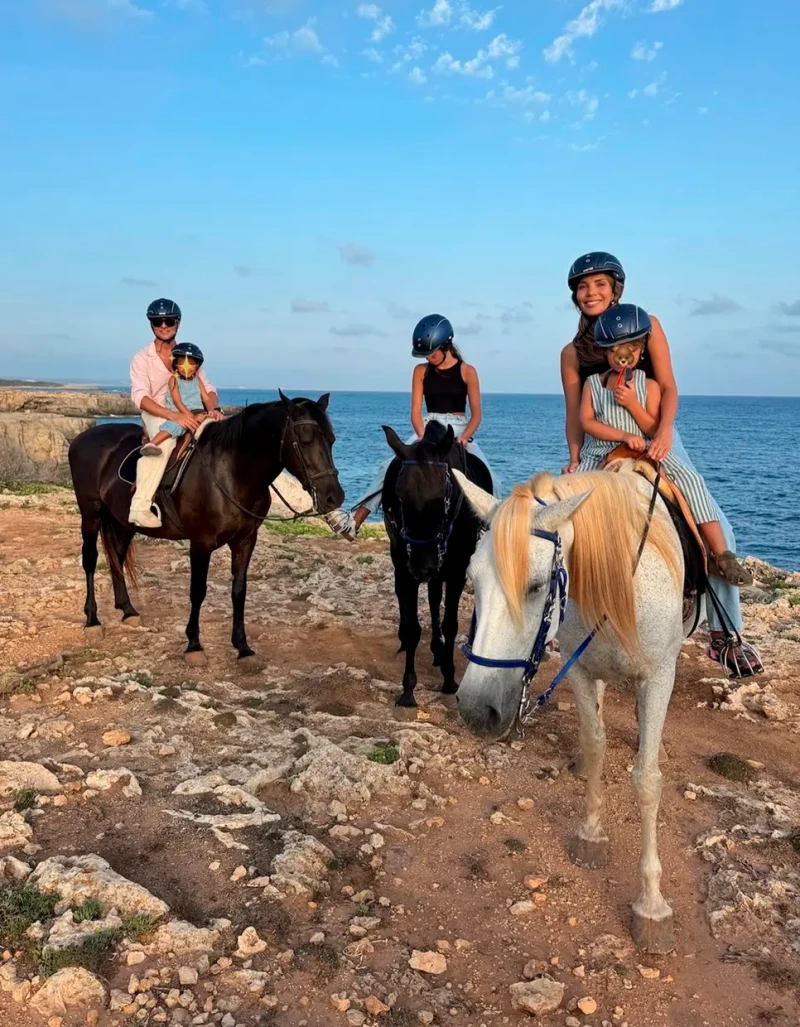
[
  {"xmin": 170, "ymin": 342, "xmax": 204, "ymax": 369},
  {"xmin": 594, "ymin": 304, "xmax": 652, "ymax": 347},
  {"xmin": 412, "ymin": 315, "xmax": 454, "ymax": 358},
  {"xmin": 147, "ymin": 297, "xmax": 182, "ymax": 321},
  {"xmin": 567, "ymin": 252, "xmax": 625, "ymax": 290}
]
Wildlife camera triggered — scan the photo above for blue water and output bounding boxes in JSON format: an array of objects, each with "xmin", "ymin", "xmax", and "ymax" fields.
[{"xmin": 108, "ymin": 388, "xmax": 800, "ymax": 571}]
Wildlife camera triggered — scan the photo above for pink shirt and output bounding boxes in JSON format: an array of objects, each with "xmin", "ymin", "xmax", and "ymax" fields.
[{"xmin": 130, "ymin": 342, "xmax": 215, "ymax": 411}]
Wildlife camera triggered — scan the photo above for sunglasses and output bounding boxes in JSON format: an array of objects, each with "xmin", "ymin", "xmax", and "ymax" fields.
[{"xmin": 150, "ymin": 317, "xmax": 178, "ymax": 328}]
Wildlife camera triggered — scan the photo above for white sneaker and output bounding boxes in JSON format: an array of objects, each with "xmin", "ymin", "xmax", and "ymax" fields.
[
  {"xmin": 129, "ymin": 503, "xmax": 162, "ymax": 529},
  {"xmin": 325, "ymin": 509, "xmax": 358, "ymax": 541}
]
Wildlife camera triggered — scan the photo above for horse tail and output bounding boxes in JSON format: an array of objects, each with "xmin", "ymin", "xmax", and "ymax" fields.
[{"xmin": 100, "ymin": 509, "xmax": 138, "ymax": 592}]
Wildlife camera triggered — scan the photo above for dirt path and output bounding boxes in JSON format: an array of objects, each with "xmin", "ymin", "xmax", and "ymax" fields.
[{"xmin": 0, "ymin": 495, "xmax": 798, "ymax": 1027}]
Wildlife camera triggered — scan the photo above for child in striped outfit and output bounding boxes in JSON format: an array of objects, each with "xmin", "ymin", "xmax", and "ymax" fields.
[{"xmin": 577, "ymin": 304, "xmax": 751, "ymax": 587}]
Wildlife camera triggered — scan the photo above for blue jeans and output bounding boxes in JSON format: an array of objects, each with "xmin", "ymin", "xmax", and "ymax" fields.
[{"xmin": 671, "ymin": 427, "xmax": 743, "ymax": 632}]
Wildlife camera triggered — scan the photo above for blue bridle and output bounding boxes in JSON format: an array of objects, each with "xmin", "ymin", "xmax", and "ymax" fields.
[{"xmin": 388, "ymin": 460, "xmax": 461, "ymax": 570}]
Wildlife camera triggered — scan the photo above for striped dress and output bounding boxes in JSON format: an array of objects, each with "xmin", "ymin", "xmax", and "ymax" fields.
[{"xmin": 578, "ymin": 369, "xmax": 719, "ymax": 524}]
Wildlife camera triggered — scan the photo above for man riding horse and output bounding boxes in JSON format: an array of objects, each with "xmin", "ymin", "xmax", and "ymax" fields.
[{"xmin": 128, "ymin": 298, "xmax": 222, "ymax": 528}]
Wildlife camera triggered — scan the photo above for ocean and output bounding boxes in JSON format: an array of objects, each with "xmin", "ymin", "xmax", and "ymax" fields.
[{"xmin": 108, "ymin": 388, "xmax": 800, "ymax": 571}]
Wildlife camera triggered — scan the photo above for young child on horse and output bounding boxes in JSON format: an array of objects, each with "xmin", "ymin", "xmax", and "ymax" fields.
[
  {"xmin": 326, "ymin": 314, "xmax": 499, "ymax": 540},
  {"xmin": 141, "ymin": 343, "xmax": 215, "ymax": 456},
  {"xmin": 578, "ymin": 304, "xmax": 751, "ymax": 588}
]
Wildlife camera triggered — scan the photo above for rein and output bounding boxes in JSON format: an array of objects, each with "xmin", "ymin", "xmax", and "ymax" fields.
[
  {"xmin": 195, "ymin": 412, "xmax": 339, "ymax": 523},
  {"xmin": 462, "ymin": 473, "xmax": 661, "ymax": 730}
]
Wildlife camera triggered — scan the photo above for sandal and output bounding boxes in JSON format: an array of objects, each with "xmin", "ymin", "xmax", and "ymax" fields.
[
  {"xmin": 707, "ymin": 636, "xmax": 764, "ymax": 679},
  {"xmin": 709, "ymin": 550, "xmax": 753, "ymax": 587}
]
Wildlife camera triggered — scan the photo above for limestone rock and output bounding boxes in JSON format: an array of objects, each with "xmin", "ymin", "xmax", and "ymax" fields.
[
  {"xmin": 0, "ymin": 855, "xmax": 32, "ymax": 883},
  {"xmin": 0, "ymin": 389, "xmax": 136, "ymax": 417},
  {"xmin": 46, "ymin": 910, "xmax": 123, "ymax": 951},
  {"xmin": 30, "ymin": 968, "xmax": 107, "ymax": 1018},
  {"xmin": 0, "ymin": 760, "xmax": 62, "ymax": 796},
  {"xmin": 102, "ymin": 729, "xmax": 132, "ymax": 747},
  {"xmin": 29, "ymin": 854, "xmax": 169, "ymax": 919},
  {"xmin": 144, "ymin": 920, "xmax": 221, "ymax": 957},
  {"xmin": 509, "ymin": 977, "xmax": 565, "ymax": 1016},
  {"xmin": 85, "ymin": 768, "xmax": 142, "ymax": 799},
  {"xmin": 236, "ymin": 927, "xmax": 267, "ymax": 956},
  {"xmin": 289, "ymin": 737, "xmax": 411, "ymax": 808},
  {"xmin": 409, "ymin": 950, "xmax": 447, "ymax": 975},
  {"xmin": 270, "ymin": 831, "xmax": 334, "ymax": 896},
  {"xmin": 0, "ymin": 811, "xmax": 36, "ymax": 853}
]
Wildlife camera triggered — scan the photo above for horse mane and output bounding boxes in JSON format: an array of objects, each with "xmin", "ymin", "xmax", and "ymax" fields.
[{"xmin": 491, "ymin": 470, "xmax": 682, "ymax": 658}]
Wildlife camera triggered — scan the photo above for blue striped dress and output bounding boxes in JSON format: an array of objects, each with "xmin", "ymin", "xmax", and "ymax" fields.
[{"xmin": 578, "ymin": 369, "xmax": 719, "ymax": 524}]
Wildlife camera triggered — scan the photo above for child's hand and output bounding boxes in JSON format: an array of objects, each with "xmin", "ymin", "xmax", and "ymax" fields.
[
  {"xmin": 613, "ymin": 381, "xmax": 637, "ymax": 409},
  {"xmin": 208, "ymin": 409, "xmax": 224, "ymax": 422},
  {"xmin": 624, "ymin": 434, "xmax": 647, "ymax": 452}
]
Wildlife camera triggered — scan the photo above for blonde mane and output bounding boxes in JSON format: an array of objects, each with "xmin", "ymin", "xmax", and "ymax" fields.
[{"xmin": 491, "ymin": 470, "xmax": 682, "ymax": 658}]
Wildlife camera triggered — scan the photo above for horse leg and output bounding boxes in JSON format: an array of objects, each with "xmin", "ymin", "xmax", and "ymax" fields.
[
  {"xmin": 108, "ymin": 527, "xmax": 140, "ymax": 625},
  {"xmin": 439, "ymin": 572, "xmax": 465, "ymax": 695},
  {"xmin": 428, "ymin": 578, "xmax": 444, "ymax": 667},
  {"xmin": 631, "ymin": 667, "xmax": 676, "ymax": 953},
  {"xmin": 229, "ymin": 532, "xmax": 257, "ymax": 662},
  {"xmin": 394, "ymin": 566, "xmax": 421, "ymax": 707},
  {"xmin": 185, "ymin": 545, "xmax": 212, "ymax": 665},
  {"xmin": 80, "ymin": 514, "xmax": 104, "ymax": 638},
  {"xmin": 568, "ymin": 667, "xmax": 610, "ymax": 868}
]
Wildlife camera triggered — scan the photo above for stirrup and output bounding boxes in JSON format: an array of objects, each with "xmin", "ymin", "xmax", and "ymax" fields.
[{"xmin": 707, "ymin": 636, "xmax": 764, "ymax": 680}]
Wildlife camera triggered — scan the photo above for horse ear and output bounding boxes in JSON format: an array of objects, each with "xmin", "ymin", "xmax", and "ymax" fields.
[
  {"xmin": 453, "ymin": 470, "xmax": 498, "ymax": 524},
  {"xmin": 317, "ymin": 393, "xmax": 330, "ymax": 412},
  {"xmin": 278, "ymin": 389, "xmax": 294, "ymax": 411},
  {"xmin": 434, "ymin": 425, "xmax": 455, "ymax": 458},
  {"xmin": 383, "ymin": 425, "xmax": 414, "ymax": 461},
  {"xmin": 533, "ymin": 490, "xmax": 592, "ymax": 532}
]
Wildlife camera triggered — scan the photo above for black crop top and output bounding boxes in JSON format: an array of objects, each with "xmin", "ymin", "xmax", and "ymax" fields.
[{"xmin": 423, "ymin": 359, "xmax": 468, "ymax": 414}]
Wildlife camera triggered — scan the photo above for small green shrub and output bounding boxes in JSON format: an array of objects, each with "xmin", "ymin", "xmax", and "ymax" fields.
[
  {"xmin": 73, "ymin": 898, "xmax": 104, "ymax": 923},
  {"xmin": 0, "ymin": 887, "xmax": 60, "ymax": 950},
  {"xmin": 367, "ymin": 744, "xmax": 400, "ymax": 766},
  {"xmin": 12, "ymin": 789, "xmax": 38, "ymax": 812},
  {"xmin": 39, "ymin": 928, "xmax": 121, "ymax": 976},
  {"xmin": 503, "ymin": 838, "xmax": 527, "ymax": 853},
  {"xmin": 122, "ymin": 913, "xmax": 159, "ymax": 939}
]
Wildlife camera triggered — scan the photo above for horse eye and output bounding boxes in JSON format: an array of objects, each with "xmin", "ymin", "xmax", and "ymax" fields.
[{"xmin": 527, "ymin": 582, "xmax": 541, "ymax": 596}]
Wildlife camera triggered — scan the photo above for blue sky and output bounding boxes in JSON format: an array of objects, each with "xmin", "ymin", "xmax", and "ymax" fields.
[{"xmin": 1, "ymin": 0, "xmax": 799, "ymax": 395}]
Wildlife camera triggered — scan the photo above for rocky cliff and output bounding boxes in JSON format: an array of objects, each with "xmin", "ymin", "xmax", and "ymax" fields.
[{"xmin": 0, "ymin": 389, "xmax": 136, "ymax": 417}]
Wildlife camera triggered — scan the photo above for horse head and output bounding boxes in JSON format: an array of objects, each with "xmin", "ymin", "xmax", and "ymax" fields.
[
  {"xmin": 453, "ymin": 473, "xmax": 590, "ymax": 739},
  {"xmin": 382, "ymin": 422, "xmax": 461, "ymax": 583},
  {"xmin": 278, "ymin": 390, "xmax": 344, "ymax": 515}
]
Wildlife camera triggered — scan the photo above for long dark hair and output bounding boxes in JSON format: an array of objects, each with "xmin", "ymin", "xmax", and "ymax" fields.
[{"xmin": 570, "ymin": 277, "xmax": 625, "ymax": 367}]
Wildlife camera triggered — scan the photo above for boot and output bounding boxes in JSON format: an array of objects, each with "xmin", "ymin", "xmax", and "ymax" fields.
[{"xmin": 129, "ymin": 437, "xmax": 176, "ymax": 528}]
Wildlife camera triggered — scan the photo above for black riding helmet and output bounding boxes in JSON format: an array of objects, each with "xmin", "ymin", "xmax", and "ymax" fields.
[
  {"xmin": 412, "ymin": 315, "xmax": 454, "ymax": 358},
  {"xmin": 170, "ymin": 342, "xmax": 204, "ymax": 375},
  {"xmin": 594, "ymin": 305, "xmax": 652, "ymax": 347},
  {"xmin": 147, "ymin": 297, "xmax": 182, "ymax": 321},
  {"xmin": 567, "ymin": 252, "xmax": 625, "ymax": 290}
]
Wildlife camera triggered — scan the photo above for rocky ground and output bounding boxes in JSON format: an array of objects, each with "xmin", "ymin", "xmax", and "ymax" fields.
[{"xmin": 0, "ymin": 489, "xmax": 799, "ymax": 1027}]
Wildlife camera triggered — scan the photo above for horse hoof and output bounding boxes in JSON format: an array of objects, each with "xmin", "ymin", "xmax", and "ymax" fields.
[
  {"xmin": 632, "ymin": 909, "xmax": 675, "ymax": 954},
  {"xmin": 395, "ymin": 695, "xmax": 417, "ymax": 708},
  {"xmin": 568, "ymin": 833, "xmax": 610, "ymax": 869},
  {"xmin": 185, "ymin": 650, "xmax": 207, "ymax": 667},
  {"xmin": 441, "ymin": 682, "xmax": 459, "ymax": 696},
  {"xmin": 84, "ymin": 625, "xmax": 105, "ymax": 641},
  {"xmin": 237, "ymin": 655, "xmax": 259, "ymax": 674},
  {"xmin": 122, "ymin": 615, "xmax": 141, "ymax": 628}
]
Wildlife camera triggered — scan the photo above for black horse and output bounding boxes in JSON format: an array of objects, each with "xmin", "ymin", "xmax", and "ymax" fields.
[
  {"xmin": 68, "ymin": 392, "xmax": 344, "ymax": 664},
  {"xmin": 382, "ymin": 421, "xmax": 493, "ymax": 707}
]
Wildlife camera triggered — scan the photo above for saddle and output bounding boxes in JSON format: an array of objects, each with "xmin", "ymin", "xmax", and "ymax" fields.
[
  {"xmin": 603, "ymin": 445, "xmax": 707, "ymax": 631},
  {"xmin": 118, "ymin": 430, "xmax": 200, "ymax": 531}
]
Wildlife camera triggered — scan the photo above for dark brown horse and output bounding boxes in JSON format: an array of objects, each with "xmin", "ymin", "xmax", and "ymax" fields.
[{"xmin": 68, "ymin": 392, "xmax": 344, "ymax": 664}]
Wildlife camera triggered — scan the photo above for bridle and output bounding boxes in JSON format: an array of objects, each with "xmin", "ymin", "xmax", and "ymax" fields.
[
  {"xmin": 461, "ymin": 477, "xmax": 660, "ymax": 731},
  {"xmin": 387, "ymin": 458, "xmax": 463, "ymax": 572},
  {"xmin": 278, "ymin": 412, "xmax": 341, "ymax": 513}
]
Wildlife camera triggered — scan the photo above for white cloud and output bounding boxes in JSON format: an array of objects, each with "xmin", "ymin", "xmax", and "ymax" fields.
[
  {"xmin": 487, "ymin": 84, "xmax": 549, "ymax": 106},
  {"xmin": 264, "ymin": 18, "xmax": 339, "ymax": 65},
  {"xmin": 648, "ymin": 0, "xmax": 682, "ymax": 11},
  {"xmin": 544, "ymin": 0, "xmax": 623, "ymax": 64},
  {"xmin": 339, "ymin": 242, "xmax": 377, "ymax": 267},
  {"xmin": 487, "ymin": 33, "xmax": 521, "ymax": 59},
  {"xmin": 539, "ymin": 109, "xmax": 552, "ymax": 124},
  {"xmin": 418, "ymin": 0, "xmax": 453, "ymax": 27},
  {"xmin": 391, "ymin": 37, "xmax": 428, "ymax": 70},
  {"xmin": 643, "ymin": 71, "xmax": 667, "ymax": 96},
  {"xmin": 434, "ymin": 51, "xmax": 494, "ymax": 79},
  {"xmin": 461, "ymin": 6, "xmax": 499, "ymax": 30},
  {"xmin": 566, "ymin": 88, "xmax": 599, "ymax": 117},
  {"xmin": 409, "ymin": 66, "xmax": 428, "ymax": 85},
  {"xmin": 357, "ymin": 4, "xmax": 394, "ymax": 42},
  {"xmin": 292, "ymin": 298, "xmax": 331, "ymax": 313},
  {"xmin": 631, "ymin": 40, "xmax": 663, "ymax": 61},
  {"xmin": 362, "ymin": 48, "xmax": 383, "ymax": 63}
]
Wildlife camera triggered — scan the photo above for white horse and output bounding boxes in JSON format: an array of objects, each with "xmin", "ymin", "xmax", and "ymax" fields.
[{"xmin": 453, "ymin": 467, "xmax": 687, "ymax": 954}]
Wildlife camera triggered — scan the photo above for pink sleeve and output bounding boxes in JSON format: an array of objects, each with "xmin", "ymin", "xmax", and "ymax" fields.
[
  {"xmin": 198, "ymin": 367, "xmax": 216, "ymax": 396},
  {"xmin": 130, "ymin": 350, "xmax": 149, "ymax": 410}
]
